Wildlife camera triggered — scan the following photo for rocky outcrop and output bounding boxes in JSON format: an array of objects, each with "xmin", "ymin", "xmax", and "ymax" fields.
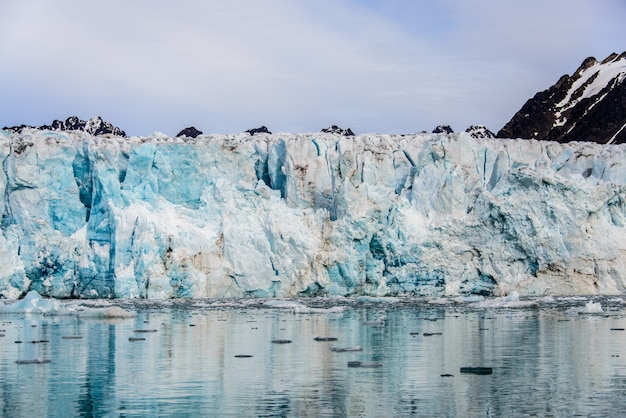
[
  {"xmin": 432, "ymin": 125, "xmax": 454, "ymax": 134},
  {"xmin": 465, "ymin": 125, "xmax": 495, "ymax": 139},
  {"xmin": 321, "ymin": 125, "xmax": 355, "ymax": 136},
  {"xmin": 498, "ymin": 52, "xmax": 626, "ymax": 144},
  {"xmin": 3, "ymin": 116, "xmax": 126, "ymax": 137},
  {"xmin": 176, "ymin": 127, "xmax": 203, "ymax": 138},
  {"xmin": 245, "ymin": 126, "xmax": 272, "ymax": 135}
]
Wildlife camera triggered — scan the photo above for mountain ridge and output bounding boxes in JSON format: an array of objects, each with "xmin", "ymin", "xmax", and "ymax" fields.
[{"xmin": 498, "ymin": 52, "xmax": 626, "ymax": 144}]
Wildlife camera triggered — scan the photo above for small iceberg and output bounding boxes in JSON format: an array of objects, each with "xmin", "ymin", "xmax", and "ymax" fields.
[
  {"xmin": 0, "ymin": 290, "xmax": 64, "ymax": 314},
  {"xmin": 584, "ymin": 301, "xmax": 603, "ymax": 314}
]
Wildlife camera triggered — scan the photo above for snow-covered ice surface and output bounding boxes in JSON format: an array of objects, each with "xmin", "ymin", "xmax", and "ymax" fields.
[{"xmin": 1, "ymin": 129, "xmax": 626, "ymax": 299}]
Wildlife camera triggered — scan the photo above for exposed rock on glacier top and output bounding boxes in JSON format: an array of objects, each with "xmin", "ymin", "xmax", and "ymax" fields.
[
  {"xmin": 3, "ymin": 116, "xmax": 126, "ymax": 137},
  {"xmin": 321, "ymin": 125, "xmax": 355, "ymax": 136},
  {"xmin": 465, "ymin": 125, "xmax": 495, "ymax": 139},
  {"xmin": 246, "ymin": 126, "xmax": 272, "ymax": 135},
  {"xmin": 176, "ymin": 127, "xmax": 203, "ymax": 138},
  {"xmin": 432, "ymin": 125, "xmax": 454, "ymax": 134},
  {"xmin": 0, "ymin": 129, "xmax": 625, "ymax": 299}
]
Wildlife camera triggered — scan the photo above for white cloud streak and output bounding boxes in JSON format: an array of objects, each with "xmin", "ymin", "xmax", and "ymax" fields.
[{"xmin": 1, "ymin": 0, "xmax": 624, "ymax": 135}]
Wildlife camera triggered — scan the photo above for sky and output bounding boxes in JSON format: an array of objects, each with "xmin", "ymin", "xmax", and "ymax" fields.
[{"xmin": 1, "ymin": 0, "xmax": 625, "ymax": 137}]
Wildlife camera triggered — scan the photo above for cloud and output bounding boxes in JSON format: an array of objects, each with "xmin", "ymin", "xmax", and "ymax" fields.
[{"xmin": 1, "ymin": 0, "xmax": 625, "ymax": 135}]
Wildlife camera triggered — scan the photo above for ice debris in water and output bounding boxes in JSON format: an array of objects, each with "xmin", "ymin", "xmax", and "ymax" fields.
[
  {"xmin": 472, "ymin": 291, "xmax": 538, "ymax": 308},
  {"xmin": 293, "ymin": 306, "xmax": 345, "ymax": 314},
  {"xmin": 0, "ymin": 290, "xmax": 63, "ymax": 314},
  {"xmin": 0, "ymin": 290, "xmax": 135, "ymax": 318},
  {"xmin": 454, "ymin": 295, "xmax": 485, "ymax": 304},
  {"xmin": 565, "ymin": 299, "xmax": 605, "ymax": 315},
  {"xmin": 262, "ymin": 300, "xmax": 305, "ymax": 309},
  {"xmin": 76, "ymin": 306, "xmax": 137, "ymax": 319},
  {"xmin": 354, "ymin": 296, "xmax": 400, "ymax": 304},
  {"xmin": 262, "ymin": 299, "xmax": 344, "ymax": 314}
]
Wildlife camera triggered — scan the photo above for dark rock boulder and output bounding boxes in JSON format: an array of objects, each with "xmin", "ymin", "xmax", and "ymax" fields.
[{"xmin": 176, "ymin": 127, "xmax": 203, "ymax": 138}]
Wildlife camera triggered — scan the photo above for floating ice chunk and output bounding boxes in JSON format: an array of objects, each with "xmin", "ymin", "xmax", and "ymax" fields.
[
  {"xmin": 355, "ymin": 296, "xmax": 400, "ymax": 303},
  {"xmin": 76, "ymin": 306, "xmax": 136, "ymax": 319},
  {"xmin": 504, "ymin": 291, "xmax": 520, "ymax": 302},
  {"xmin": 262, "ymin": 300, "xmax": 306, "ymax": 309},
  {"xmin": 473, "ymin": 292, "xmax": 538, "ymax": 308},
  {"xmin": 428, "ymin": 298, "xmax": 452, "ymax": 305},
  {"xmin": 293, "ymin": 306, "xmax": 345, "ymax": 314},
  {"xmin": 454, "ymin": 295, "xmax": 485, "ymax": 303},
  {"xmin": 585, "ymin": 301, "xmax": 603, "ymax": 313},
  {"xmin": 0, "ymin": 291, "xmax": 64, "ymax": 314}
]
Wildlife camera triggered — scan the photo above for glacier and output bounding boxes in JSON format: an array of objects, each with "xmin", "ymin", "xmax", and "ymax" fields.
[{"xmin": 0, "ymin": 128, "xmax": 625, "ymax": 299}]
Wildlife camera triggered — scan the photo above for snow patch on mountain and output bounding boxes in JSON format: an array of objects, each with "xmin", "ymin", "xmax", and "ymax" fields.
[
  {"xmin": 555, "ymin": 55, "xmax": 626, "ymax": 126},
  {"xmin": 498, "ymin": 52, "xmax": 626, "ymax": 144}
]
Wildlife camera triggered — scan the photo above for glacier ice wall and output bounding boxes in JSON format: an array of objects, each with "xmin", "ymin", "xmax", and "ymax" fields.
[{"xmin": 1, "ymin": 129, "xmax": 625, "ymax": 299}]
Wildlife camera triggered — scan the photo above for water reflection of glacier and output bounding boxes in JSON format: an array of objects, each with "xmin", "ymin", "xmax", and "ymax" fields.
[{"xmin": 1, "ymin": 296, "xmax": 626, "ymax": 417}]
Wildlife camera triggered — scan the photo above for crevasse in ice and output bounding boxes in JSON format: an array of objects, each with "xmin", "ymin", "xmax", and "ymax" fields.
[{"xmin": 0, "ymin": 129, "xmax": 625, "ymax": 299}]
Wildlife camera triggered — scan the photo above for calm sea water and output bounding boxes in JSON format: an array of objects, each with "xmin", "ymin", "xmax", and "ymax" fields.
[{"xmin": 1, "ymin": 297, "xmax": 626, "ymax": 417}]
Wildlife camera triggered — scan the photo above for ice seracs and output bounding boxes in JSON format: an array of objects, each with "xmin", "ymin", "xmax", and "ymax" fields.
[{"xmin": 1, "ymin": 130, "xmax": 626, "ymax": 299}]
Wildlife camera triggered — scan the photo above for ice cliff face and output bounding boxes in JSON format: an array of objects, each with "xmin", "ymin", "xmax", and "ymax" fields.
[{"xmin": 1, "ymin": 129, "xmax": 625, "ymax": 299}]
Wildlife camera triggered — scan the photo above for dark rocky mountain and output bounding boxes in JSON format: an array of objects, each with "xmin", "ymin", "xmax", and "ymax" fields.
[
  {"xmin": 321, "ymin": 125, "xmax": 355, "ymax": 136},
  {"xmin": 432, "ymin": 125, "xmax": 454, "ymax": 134},
  {"xmin": 498, "ymin": 52, "xmax": 626, "ymax": 144},
  {"xmin": 465, "ymin": 125, "xmax": 495, "ymax": 139},
  {"xmin": 176, "ymin": 127, "xmax": 203, "ymax": 138},
  {"xmin": 245, "ymin": 126, "xmax": 271, "ymax": 135},
  {"xmin": 3, "ymin": 116, "xmax": 126, "ymax": 137}
]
